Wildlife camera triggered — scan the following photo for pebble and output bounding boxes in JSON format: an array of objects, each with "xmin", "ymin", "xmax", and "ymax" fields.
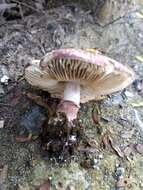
[
  {"xmin": 113, "ymin": 95, "xmax": 124, "ymax": 105},
  {"xmin": 93, "ymin": 158, "xmax": 100, "ymax": 169},
  {"xmin": 105, "ymin": 94, "xmax": 124, "ymax": 106},
  {"xmin": 98, "ymin": 154, "xmax": 103, "ymax": 159},
  {"xmin": 69, "ymin": 135, "xmax": 77, "ymax": 142},
  {"xmin": 115, "ymin": 167, "xmax": 125, "ymax": 180},
  {"xmin": 0, "ymin": 75, "xmax": 9, "ymax": 85},
  {"xmin": 0, "ymin": 65, "xmax": 10, "ymax": 85},
  {"xmin": 123, "ymin": 90, "xmax": 134, "ymax": 98},
  {"xmin": 133, "ymin": 79, "xmax": 142, "ymax": 92}
]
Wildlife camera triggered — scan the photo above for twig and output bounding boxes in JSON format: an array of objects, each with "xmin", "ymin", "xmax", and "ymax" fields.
[
  {"xmin": 134, "ymin": 109, "xmax": 143, "ymax": 131},
  {"xmin": 26, "ymin": 92, "xmax": 55, "ymax": 116},
  {"xmin": 12, "ymin": 0, "xmax": 44, "ymax": 13},
  {"xmin": 0, "ymin": 3, "xmax": 17, "ymax": 11},
  {"xmin": 0, "ymin": 102, "xmax": 12, "ymax": 107},
  {"xmin": 18, "ymin": 3, "xmax": 24, "ymax": 20},
  {"xmin": 38, "ymin": 44, "xmax": 46, "ymax": 55}
]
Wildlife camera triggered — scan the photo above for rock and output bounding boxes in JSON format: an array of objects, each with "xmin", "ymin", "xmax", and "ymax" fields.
[
  {"xmin": 115, "ymin": 167, "xmax": 125, "ymax": 180},
  {"xmin": 0, "ymin": 75, "xmax": 9, "ymax": 85},
  {"xmin": 0, "ymin": 65, "xmax": 10, "ymax": 85},
  {"xmin": 133, "ymin": 79, "xmax": 143, "ymax": 92},
  {"xmin": 111, "ymin": 94, "xmax": 124, "ymax": 105},
  {"xmin": 123, "ymin": 90, "xmax": 134, "ymax": 98},
  {"xmin": 19, "ymin": 106, "xmax": 47, "ymax": 138}
]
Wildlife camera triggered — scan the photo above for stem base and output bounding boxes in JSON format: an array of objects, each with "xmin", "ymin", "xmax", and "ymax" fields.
[{"xmin": 57, "ymin": 100, "xmax": 79, "ymax": 122}]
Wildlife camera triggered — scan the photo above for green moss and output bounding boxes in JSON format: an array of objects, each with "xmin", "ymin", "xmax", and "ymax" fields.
[{"xmin": 31, "ymin": 161, "xmax": 89, "ymax": 190}]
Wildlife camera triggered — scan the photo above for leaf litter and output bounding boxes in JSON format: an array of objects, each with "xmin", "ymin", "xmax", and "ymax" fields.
[{"xmin": 101, "ymin": 132, "xmax": 124, "ymax": 158}]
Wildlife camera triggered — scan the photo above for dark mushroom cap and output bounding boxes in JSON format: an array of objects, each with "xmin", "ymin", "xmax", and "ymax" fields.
[{"xmin": 25, "ymin": 49, "xmax": 135, "ymax": 103}]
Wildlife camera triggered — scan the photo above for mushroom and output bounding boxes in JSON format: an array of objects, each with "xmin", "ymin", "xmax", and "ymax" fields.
[{"xmin": 25, "ymin": 48, "xmax": 135, "ymax": 122}]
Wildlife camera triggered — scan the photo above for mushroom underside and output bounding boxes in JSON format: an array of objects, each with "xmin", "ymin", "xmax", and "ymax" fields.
[
  {"xmin": 25, "ymin": 63, "xmax": 132, "ymax": 103},
  {"xmin": 25, "ymin": 50, "xmax": 135, "ymax": 122}
]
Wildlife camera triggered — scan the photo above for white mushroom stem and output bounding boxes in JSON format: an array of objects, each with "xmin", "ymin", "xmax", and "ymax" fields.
[
  {"xmin": 57, "ymin": 82, "xmax": 80, "ymax": 122},
  {"xmin": 64, "ymin": 82, "xmax": 80, "ymax": 106}
]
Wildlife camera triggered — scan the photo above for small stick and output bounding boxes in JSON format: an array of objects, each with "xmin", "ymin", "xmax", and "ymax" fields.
[
  {"xmin": 0, "ymin": 3, "xmax": 17, "ymax": 11},
  {"xmin": 26, "ymin": 92, "xmax": 54, "ymax": 116}
]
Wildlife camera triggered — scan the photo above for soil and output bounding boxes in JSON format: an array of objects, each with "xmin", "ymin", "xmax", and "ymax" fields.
[{"xmin": 0, "ymin": 1, "xmax": 143, "ymax": 190}]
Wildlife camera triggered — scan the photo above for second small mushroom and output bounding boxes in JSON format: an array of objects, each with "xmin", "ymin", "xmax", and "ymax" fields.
[{"xmin": 25, "ymin": 48, "xmax": 135, "ymax": 122}]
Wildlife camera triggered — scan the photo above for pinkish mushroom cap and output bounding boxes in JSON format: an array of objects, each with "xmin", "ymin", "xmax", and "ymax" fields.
[{"xmin": 25, "ymin": 48, "xmax": 135, "ymax": 121}]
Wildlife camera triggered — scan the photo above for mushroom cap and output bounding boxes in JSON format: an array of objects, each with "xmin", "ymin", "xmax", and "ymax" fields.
[{"xmin": 25, "ymin": 49, "xmax": 135, "ymax": 103}]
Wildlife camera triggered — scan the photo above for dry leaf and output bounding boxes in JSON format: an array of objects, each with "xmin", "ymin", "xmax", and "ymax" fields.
[
  {"xmin": 86, "ymin": 139, "xmax": 98, "ymax": 148},
  {"xmin": 15, "ymin": 135, "xmax": 32, "ymax": 142},
  {"xmin": 131, "ymin": 102, "xmax": 143, "ymax": 107},
  {"xmin": 101, "ymin": 133, "xmax": 109, "ymax": 148},
  {"xmin": 108, "ymin": 136, "xmax": 124, "ymax": 158},
  {"xmin": 92, "ymin": 105, "xmax": 101, "ymax": 125},
  {"xmin": 39, "ymin": 179, "xmax": 50, "ymax": 190},
  {"xmin": 123, "ymin": 145, "xmax": 134, "ymax": 160},
  {"xmin": 136, "ymin": 12, "xmax": 143, "ymax": 19},
  {"xmin": 136, "ymin": 56, "xmax": 143, "ymax": 63},
  {"xmin": 92, "ymin": 110, "xmax": 100, "ymax": 124},
  {"xmin": 86, "ymin": 48, "xmax": 100, "ymax": 54},
  {"xmin": 81, "ymin": 159, "xmax": 93, "ymax": 169},
  {"xmin": 116, "ymin": 177, "xmax": 133, "ymax": 188},
  {"xmin": 27, "ymin": 92, "xmax": 54, "ymax": 115}
]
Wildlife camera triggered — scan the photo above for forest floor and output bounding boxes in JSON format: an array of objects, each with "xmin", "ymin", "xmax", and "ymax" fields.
[{"xmin": 0, "ymin": 2, "xmax": 143, "ymax": 190}]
